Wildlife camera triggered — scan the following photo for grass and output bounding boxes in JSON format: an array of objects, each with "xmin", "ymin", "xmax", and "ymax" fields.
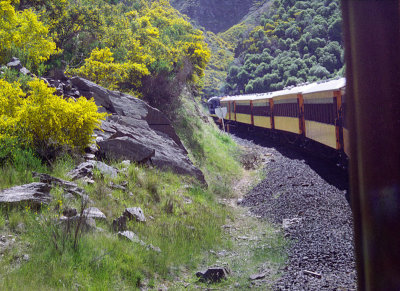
[
  {"xmin": 169, "ymin": 199, "xmax": 289, "ymax": 290},
  {"xmin": 0, "ymin": 150, "xmax": 228, "ymax": 289},
  {"xmin": 0, "ymin": 94, "xmax": 287, "ymax": 289},
  {"xmin": 174, "ymin": 96, "xmax": 243, "ymax": 197}
]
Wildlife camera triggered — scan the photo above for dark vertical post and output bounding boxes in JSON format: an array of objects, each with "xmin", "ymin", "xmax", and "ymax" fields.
[
  {"xmin": 342, "ymin": 1, "xmax": 400, "ymax": 290},
  {"xmin": 334, "ymin": 91, "xmax": 343, "ymax": 151},
  {"xmin": 250, "ymin": 101, "xmax": 254, "ymax": 126},
  {"xmin": 297, "ymin": 94, "xmax": 305, "ymax": 136},
  {"xmin": 234, "ymin": 101, "xmax": 237, "ymax": 122},
  {"xmin": 270, "ymin": 99, "xmax": 275, "ymax": 129}
]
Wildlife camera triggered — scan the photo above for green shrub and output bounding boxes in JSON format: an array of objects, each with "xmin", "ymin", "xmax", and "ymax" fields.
[{"xmin": 0, "ymin": 78, "xmax": 108, "ymax": 160}]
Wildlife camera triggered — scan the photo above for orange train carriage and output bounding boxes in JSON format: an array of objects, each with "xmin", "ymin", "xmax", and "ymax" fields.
[{"xmin": 208, "ymin": 78, "xmax": 349, "ymax": 158}]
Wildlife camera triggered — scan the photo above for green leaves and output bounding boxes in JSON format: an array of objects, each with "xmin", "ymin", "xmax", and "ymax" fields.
[{"xmin": 224, "ymin": 0, "xmax": 344, "ymax": 95}]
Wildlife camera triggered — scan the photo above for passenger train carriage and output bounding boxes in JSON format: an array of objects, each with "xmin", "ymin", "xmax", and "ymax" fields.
[{"xmin": 208, "ymin": 78, "xmax": 349, "ymax": 157}]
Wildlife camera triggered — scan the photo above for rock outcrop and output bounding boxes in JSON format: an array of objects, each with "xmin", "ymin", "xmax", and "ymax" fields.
[
  {"xmin": 32, "ymin": 172, "xmax": 89, "ymax": 201},
  {"xmin": 4, "ymin": 58, "xmax": 206, "ymax": 184},
  {"xmin": 0, "ymin": 183, "xmax": 52, "ymax": 206},
  {"xmin": 69, "ymin": 77, "xmax": 205, "ymax": 184}
]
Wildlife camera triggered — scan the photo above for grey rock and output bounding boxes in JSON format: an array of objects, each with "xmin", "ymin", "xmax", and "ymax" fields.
[
  {"xmin": 97, "ymin": 136, "xmax": 155, "ymax": 164},
  {"xmin": 0, "ymin": 182, "xmax": 51, "ymax": 206},
  {"xmin": 94, "ymin": 161, "xmax": 118, "ymax": 178},
  {"xmin": 250, "ymin": 273, "xmax": 267, "ymax": 280},
  {"xmin": 67, "ymin": 162, "xmax": 94, "ymax": 180},
  {"xmin": 148, "ymin": 244, "xmax": 161, "ymax": 253},
  {"xmin": 109, "ymin": 182, "xmax": 126, "ymax": 191},
  {"xmin": 196, "ymin": 267, "xmax": 229, "ymax": 283},
  {"xmin": 19, "ymin": 67, "xmax": 30, "ymax": 75},
  {"xmin": 32, "ymin": 172, "xmax": 89, "ymax": 201},
  {"xmin": 282, "ymin": 218, "xmax": 302, "ymax": 230},
  {"xmin": 112, "ymin": 215, "xmax": 127, "ymax": 232},
  {"xmin": 86, "ymin": 143, "xmax": 98, "ymax": 154},
  {"xmin": 121, "ymin": 160, "xmax": 131, "ymax": 167},
  {"xmin": 7, "ymin": 57, "xmax": 22, "ymax": 70},
  {"xmin": 70, "ymin": 77, "xmax": 205, "ymax": 183},
  {"xmin": 83, "ymin": 207, "xmax": 106, "ymax": 220},
  {"xmin": 16, "ymin": 222, "xmax": 26, "ymax": 233},
  {"xmin": 84, "ymin": 153, "xmax": 96, "ymax": 160},
  {"xmin": 124, "ymin": 207, "xmax": 146, "ymax": 222},
  {"xmin": 118, "ymin": 231, "xmax": 161, "ymax": 252},
  {"xmin": 80, "ymin": 177, "xmax": 95, "ymax": 185},
  {"xmin": 118, "ymin": 231, "xmax": 141, "ymax": 243},
  {"xmin": 47, "ymin": 69, "xmax": 68, "ymax": 81}
]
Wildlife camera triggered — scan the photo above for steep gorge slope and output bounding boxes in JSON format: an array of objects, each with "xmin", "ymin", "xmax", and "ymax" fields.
[
  {"xmin": 170, "ymin": 0, "xmax": 272, "ymax": 98},
  {"xmin": 170, "ymin": 0, "xmax": 255, "ymax": 33}
]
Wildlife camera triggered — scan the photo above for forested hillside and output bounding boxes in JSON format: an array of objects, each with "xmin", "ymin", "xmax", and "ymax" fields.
[
  {"xmin": 171, "ymin": 0, "xmax": 344, "ymax": 98},
  {"xmin": 225, "ymin": 0, "xmax": 344, "ymax": 95}
]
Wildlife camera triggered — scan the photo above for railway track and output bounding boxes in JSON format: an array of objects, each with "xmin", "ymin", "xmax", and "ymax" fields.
[{"xmin": 232, "ymin": 132, "xmax": 356, "ymax": 290}]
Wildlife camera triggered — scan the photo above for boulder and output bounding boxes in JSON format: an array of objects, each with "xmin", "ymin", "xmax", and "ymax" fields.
[
  {"xmin": 7, "ymin": 57, "xmax": 23, "ymax": 70},
  {"xmin": 83, "ymin": 207, "xmax": 106, "ymax": 220},
  {"xmin": 67, "ymin": 162, "xmax": 94, "ymax": 180},
  {"xmin": 249, "ymin": 272, "xmax": 267, "ymax": 281},
  {"xmin": 118, "ymin": 231, "xmax": 142, "ymax": 243},
  {"xmin": 19, "ymin": 67, "xmax": 30, "ymax": 75},
  {"xmin": 32, "ymin": 172, "xmax": 89, "ymax": 201},
  {"xmin": 0, "ymin": 183, "xmax": 52, "ymax": 206},
  {"xmin": 196, "ymin": 267, "xmax": 230, "ymax": 283},
  {"xmin": 70, "ymin": 77, "xmax": 205, "ymax": 184},
  {"xmin": 97, "ymin": 136, "xmax": 155, "ymax": 164},
  {"xmin": 93, "ymin": 161, "xmax": 118, "ymax": 179},
  {"xmin": 124, "ymin": 207, "xmax": 146, "ymax": 222}
]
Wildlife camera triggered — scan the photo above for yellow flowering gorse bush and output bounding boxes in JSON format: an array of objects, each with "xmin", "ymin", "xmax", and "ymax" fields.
[
  {"xmin": 70, "ymin": 0, "xmax": 210, "ymax": 96},
  {"xmin": 0, "ymin": 78, "xmax": 108, "ymax": 154},
  {"xmin": 0, "ymin": 0, "xmax": 58, "ymax": 67}
]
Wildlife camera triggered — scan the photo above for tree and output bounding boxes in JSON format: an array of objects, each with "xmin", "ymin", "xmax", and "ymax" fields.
[{"xmin": 0, "ymin": 0, "xmax": 58, "ymax": 70}]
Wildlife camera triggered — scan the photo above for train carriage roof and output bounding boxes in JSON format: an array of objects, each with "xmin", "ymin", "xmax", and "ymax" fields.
[
  {"xmin": 302, "ymin": 78, "xmax": 346, "ymax": 95},
  {"xmin": 219, "ymin": 78, "xmax": 346, "ymax": 103}
]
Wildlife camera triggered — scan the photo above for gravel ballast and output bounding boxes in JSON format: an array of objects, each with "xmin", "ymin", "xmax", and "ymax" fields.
[{"xmin": 232, "ymin": 134, "xmax": 357, "ymax": 290}]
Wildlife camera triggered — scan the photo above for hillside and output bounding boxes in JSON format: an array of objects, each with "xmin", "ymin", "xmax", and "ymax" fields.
[
  {"xmin": 225, "ymin": 0, "xmax": 344, "ymax": 95},
  {"xmin": 0, "ymin": 0, "xmax": 345, "ymax": 288},
  {"xmin": 170, "ymin": 0, "xmax": 256, "ymax": 33},
  {"xmin": 170, "ymin": 0, "xmax": 273, "ymax": 98},
  {"xmin": 171, "ymin": 0, "xmax": 344, "ymax": 98},
  {"xmin": 0, "ymin": 1, "xmax": 253, "ymax": 288}
]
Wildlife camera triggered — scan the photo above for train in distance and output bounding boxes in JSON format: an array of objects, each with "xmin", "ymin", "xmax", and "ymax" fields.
[{"xmin": 207, "ymin": 78, "xmax": 348, "ymax": 158}]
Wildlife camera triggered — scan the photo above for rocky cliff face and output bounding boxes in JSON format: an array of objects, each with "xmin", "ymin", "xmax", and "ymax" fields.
[
  {"xmin": 69, "ymin": 77, "xmax": 206, "ymax": 184},
  {"xmin": 170, "ymin": 0, "xmax": 255, "ymax": 33}
]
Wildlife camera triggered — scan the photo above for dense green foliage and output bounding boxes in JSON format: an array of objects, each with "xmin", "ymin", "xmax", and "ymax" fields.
[
  {"xmin": 2, "ymin": 0, "xmax": 211, "ymax": 111},
  {"xmin": 225, "ymin": 0, "xmax": 344, "ymax": 94}
]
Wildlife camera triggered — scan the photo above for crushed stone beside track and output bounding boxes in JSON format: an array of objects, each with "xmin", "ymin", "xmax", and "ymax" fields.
[{"xmin": 232, "ymin": 135, "xmax": 357, "ymax": 290}]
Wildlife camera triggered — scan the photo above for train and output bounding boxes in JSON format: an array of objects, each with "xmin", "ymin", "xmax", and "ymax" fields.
[{"xmin": 207, "ymin": 78, "xmax": 348, "ymax": 159}]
